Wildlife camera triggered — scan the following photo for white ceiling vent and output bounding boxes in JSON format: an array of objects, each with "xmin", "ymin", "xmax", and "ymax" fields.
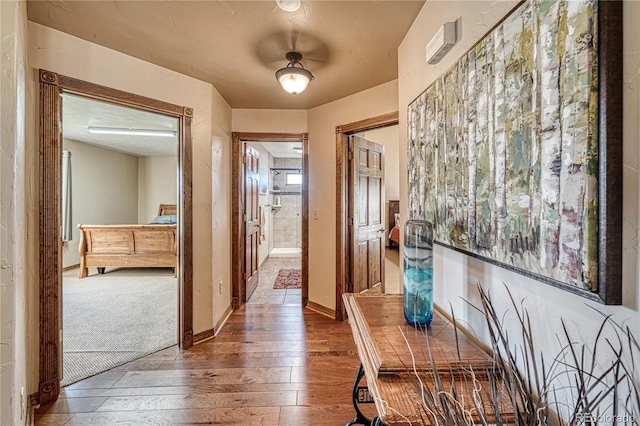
[{"xmin": 426, "ymin": 22, "xmax": 457, "ymax": 64}]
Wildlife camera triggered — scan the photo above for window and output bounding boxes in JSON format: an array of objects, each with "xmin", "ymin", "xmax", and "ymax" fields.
[{"xmin": 286, "ymin": 173, "xmax": 302, "ymax": 185}]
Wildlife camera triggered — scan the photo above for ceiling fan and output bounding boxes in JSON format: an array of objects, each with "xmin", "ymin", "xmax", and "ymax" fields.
[{"xmin": 255, "ymin": 28, "xmax": 330, "ymax": 71}]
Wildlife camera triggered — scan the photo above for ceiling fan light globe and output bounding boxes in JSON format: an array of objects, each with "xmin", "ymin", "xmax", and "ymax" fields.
[{"xmin": 276, "ymin": 67, "xmax": 313, "ymax": 94}]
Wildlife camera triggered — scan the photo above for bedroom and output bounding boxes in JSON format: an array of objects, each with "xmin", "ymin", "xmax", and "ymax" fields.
[{"xmin": 60, "ymin": 93, "xmax": 180, "ymax": 385}]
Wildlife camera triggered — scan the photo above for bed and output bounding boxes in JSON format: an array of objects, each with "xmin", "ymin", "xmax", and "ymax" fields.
[
  {"xmin": 389, "ymin": 215, "xmax": 401, "ymax": 250},
  {"xmin": 388, "ymin": 200, "xmax": 400, "ymax": 250},
  {"xmin": 77, "ymin": 204, "xmax": 177, "ymax": 278}
]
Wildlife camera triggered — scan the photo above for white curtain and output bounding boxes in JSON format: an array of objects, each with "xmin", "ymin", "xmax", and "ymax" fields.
[{"xmin": 62, "ymin": 150, "xmax": 73, "ymax": 242}]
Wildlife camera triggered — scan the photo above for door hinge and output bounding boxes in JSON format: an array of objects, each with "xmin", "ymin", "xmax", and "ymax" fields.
[
  {"xmin": 349, "ymin": 217, "xmax": 354, "ymax": 226},
  {"xmin": 243, "ymin": 214, "xmax": 247, "ymax": 222},
  {"xmin": 348, "ymin": 150, "xmax": 353, "ymax": 161},
  {"xmin": 242, "ymin": 155, "xmax": 247, "ymax": 164}
]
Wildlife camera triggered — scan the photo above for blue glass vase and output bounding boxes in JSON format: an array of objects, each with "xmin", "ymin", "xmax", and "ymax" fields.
[{"xmin": 403, "ymin": 220, "xmax": 434, "ymax": 327}]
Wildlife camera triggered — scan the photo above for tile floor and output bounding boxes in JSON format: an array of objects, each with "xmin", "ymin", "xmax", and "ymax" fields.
[
  {"xmin": 247, "ymin": 248, "xmax": 400, "ymax": 305},
  {"xmin": 246, "ymin": 256, "xmax": 302, "ymax": 305}
]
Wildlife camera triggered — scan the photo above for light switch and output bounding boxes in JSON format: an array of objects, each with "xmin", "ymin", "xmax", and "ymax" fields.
[{"xmin": 313, "ymin": 209, "xmax": 319, "ymax": 220}]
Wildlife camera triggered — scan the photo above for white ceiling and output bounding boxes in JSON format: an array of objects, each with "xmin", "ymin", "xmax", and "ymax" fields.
[
  {"xmin": 27, "ymin": 0, "xmax": 425, "ymax": 109},
  {"xmin": 63, "ymin": 94, "xmax": 300, "ymax": 159},
  {"xmin": 62, "ymin": 94, "xmax": 178, "ymax": 157}
]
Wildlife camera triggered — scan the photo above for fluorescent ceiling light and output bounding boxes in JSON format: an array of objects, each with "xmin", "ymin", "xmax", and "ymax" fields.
[{"xmin": 87, "ymin": 126, "xmax": 176, "ymax": 137}]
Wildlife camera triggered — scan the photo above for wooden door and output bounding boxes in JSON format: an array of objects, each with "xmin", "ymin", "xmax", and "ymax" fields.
[
  {"xmin": 243, "ymin": 145, "xmax": 260, "ymax": 301},
  {"xmin": 350, "ymin": 136, "xmax": 385, "ymax": 293}
]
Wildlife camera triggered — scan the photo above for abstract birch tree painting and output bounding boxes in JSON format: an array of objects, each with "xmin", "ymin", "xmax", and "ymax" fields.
[{"xmin": 407, "ymin": 0, "xmax": 602, "ymax": 294}]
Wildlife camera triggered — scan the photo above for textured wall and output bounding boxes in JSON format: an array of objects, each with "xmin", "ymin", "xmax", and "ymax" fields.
[
  {"xmin": 28, "ymin": 21, "xmax": 231, "ymax": 347},
  {"xmin": 398, "ymin": 0, "xmax": 639, "ymax": 417},
  {"xmin": 62, "ymin": 139, "xmax": 139, "ymax": 267},
  {"xmin": 0, "ymin": 1, "xmax": 29, "ymax": 424},
  {"xmin": 137, "ymin": 156, "xmax": 178, "ymax": 224}
]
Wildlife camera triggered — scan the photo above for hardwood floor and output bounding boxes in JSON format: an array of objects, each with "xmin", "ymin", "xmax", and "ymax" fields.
[
  {"xmin": 35, "ymin": 258, "xmax": 378, "ymax": 425},
  {"xmin": 35, "ymin": 303, "xmax": 376, "ymax": 425}
]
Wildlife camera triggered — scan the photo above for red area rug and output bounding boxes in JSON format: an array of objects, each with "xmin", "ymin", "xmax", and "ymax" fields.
[{"xmin": 273, "ymin": 269, "xmax": 302, "ymax": 289}]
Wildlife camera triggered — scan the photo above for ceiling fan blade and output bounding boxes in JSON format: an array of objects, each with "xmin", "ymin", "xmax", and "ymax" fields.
[
  {"xmin": 255, "ymin": 31, "xmax": 293, "ymax": 66},
  {"xmin": 255, "ymin": 29, "xmax": 330, "ymax": 68}
]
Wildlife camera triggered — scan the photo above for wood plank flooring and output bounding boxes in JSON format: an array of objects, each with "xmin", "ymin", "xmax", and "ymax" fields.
[{"xmin": 35, "ymin": 304, "xmax": 377, "ymax": 425}]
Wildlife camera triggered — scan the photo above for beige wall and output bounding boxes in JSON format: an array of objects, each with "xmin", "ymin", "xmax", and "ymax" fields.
[
  {"xmin": 0, "ymin": 1, "xmax": 29, "ymax": 424},
  {"xmin": 210, "ymin": 87, "xmax": 233, "ymax": 329},
  {"xmin": 62, "ymin": 139, "xmax": 139, "ymax": 268},
  {"xmin": 138, "ymin": 156, "xmax": 178, "ymax": 223},
  {"xmin": 27, "ymin": 22, "xmax": 233, "ymax": 393},
  {"xmin": 398, "ymin": 0, "xmax": 639, "ymax": 406},
  {"xmin": 232, "ymin": 109, "xmax": 307, "ymax": 133},
  {"xmin": 307, "ymin": 80, "xmax": 398, "ymax": 310}
]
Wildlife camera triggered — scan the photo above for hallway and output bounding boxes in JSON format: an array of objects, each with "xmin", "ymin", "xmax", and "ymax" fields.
[
  {"xmin": 34, "ymin": 242, "xmax": 401, "ymax": 425},
  {"xmin": 35, "ymin": 302, "xmax": 368, "ymax": 425}
]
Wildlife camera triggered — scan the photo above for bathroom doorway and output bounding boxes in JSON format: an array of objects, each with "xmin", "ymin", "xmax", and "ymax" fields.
[
  {"xmin": 245, "ymin": 140, "xmax": 303, "ymax": 305},
  {"xmin": 231, "ymin": 132, "xmax": 309, "ymax": 309}
]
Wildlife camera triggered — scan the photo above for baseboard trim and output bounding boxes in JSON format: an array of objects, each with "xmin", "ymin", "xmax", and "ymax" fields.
[
  {"xmin": 27, "ymin": 393, "xmax": 40, "ymax": 425},
  {"xmin": 214, "ymin": 305, "xmax": 233, "ymax": 336},
  {"xmin": 193, "ymin": 328, "xmax": 215, "ymax": 344},
  {"xmin": 193, "ymin": 304, "xmax": 233, "ymax": 345},
  {"xmin": 63, "ymin": 264, "xmax": 79, "ymax": 272},
  {"xmin": 305, "ymin": 300, "xmax": 336, "ymax": 319}
]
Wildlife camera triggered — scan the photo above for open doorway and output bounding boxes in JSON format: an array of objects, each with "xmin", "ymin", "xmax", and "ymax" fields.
[
  {"xmin": 59, "ymin": 94, "xmax": 179, "ymax": 386},
  {"xmin": 244, "ymin": 141, "xmax": 303, "ymax": 305},
  {"xmin": 353, "ymin": 125, "xmax": 401, "ymax": 297},
  {"xmin": 335, "ymin": 112, "xmax": 399, "ymax": 321},
  {"xmin": 38, "ymin": 70, "xmax": 193, "ymax": 404},
  {"xmin": 231, "ymin": 132, "xmax": 309, "ymax": 310}
]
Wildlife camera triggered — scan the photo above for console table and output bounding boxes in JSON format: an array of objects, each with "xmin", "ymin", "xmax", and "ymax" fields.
[{"xmin": 343, "ymin": 294, "xmax": 515, "ymax": 426}]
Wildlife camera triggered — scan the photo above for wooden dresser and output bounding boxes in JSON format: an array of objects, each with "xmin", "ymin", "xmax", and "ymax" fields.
[{"xmin": 343, "ymin": 294, "xmax": 515, "ymax": 425}]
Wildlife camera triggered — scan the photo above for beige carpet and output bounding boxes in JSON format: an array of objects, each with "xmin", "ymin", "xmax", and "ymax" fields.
[{"xmin": 62, "ymin": 267, "xmax": 178, "ymax": 386}]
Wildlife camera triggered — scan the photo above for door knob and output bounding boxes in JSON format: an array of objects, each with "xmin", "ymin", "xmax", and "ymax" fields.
[{"xmin": 377, "ymin": 228, "xmax": 386, "ymax": 233}]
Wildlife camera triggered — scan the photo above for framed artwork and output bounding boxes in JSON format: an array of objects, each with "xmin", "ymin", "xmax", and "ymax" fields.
[{"xmin": 407, "ymin": 0, "xmax": 622, "ymax": 304}]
